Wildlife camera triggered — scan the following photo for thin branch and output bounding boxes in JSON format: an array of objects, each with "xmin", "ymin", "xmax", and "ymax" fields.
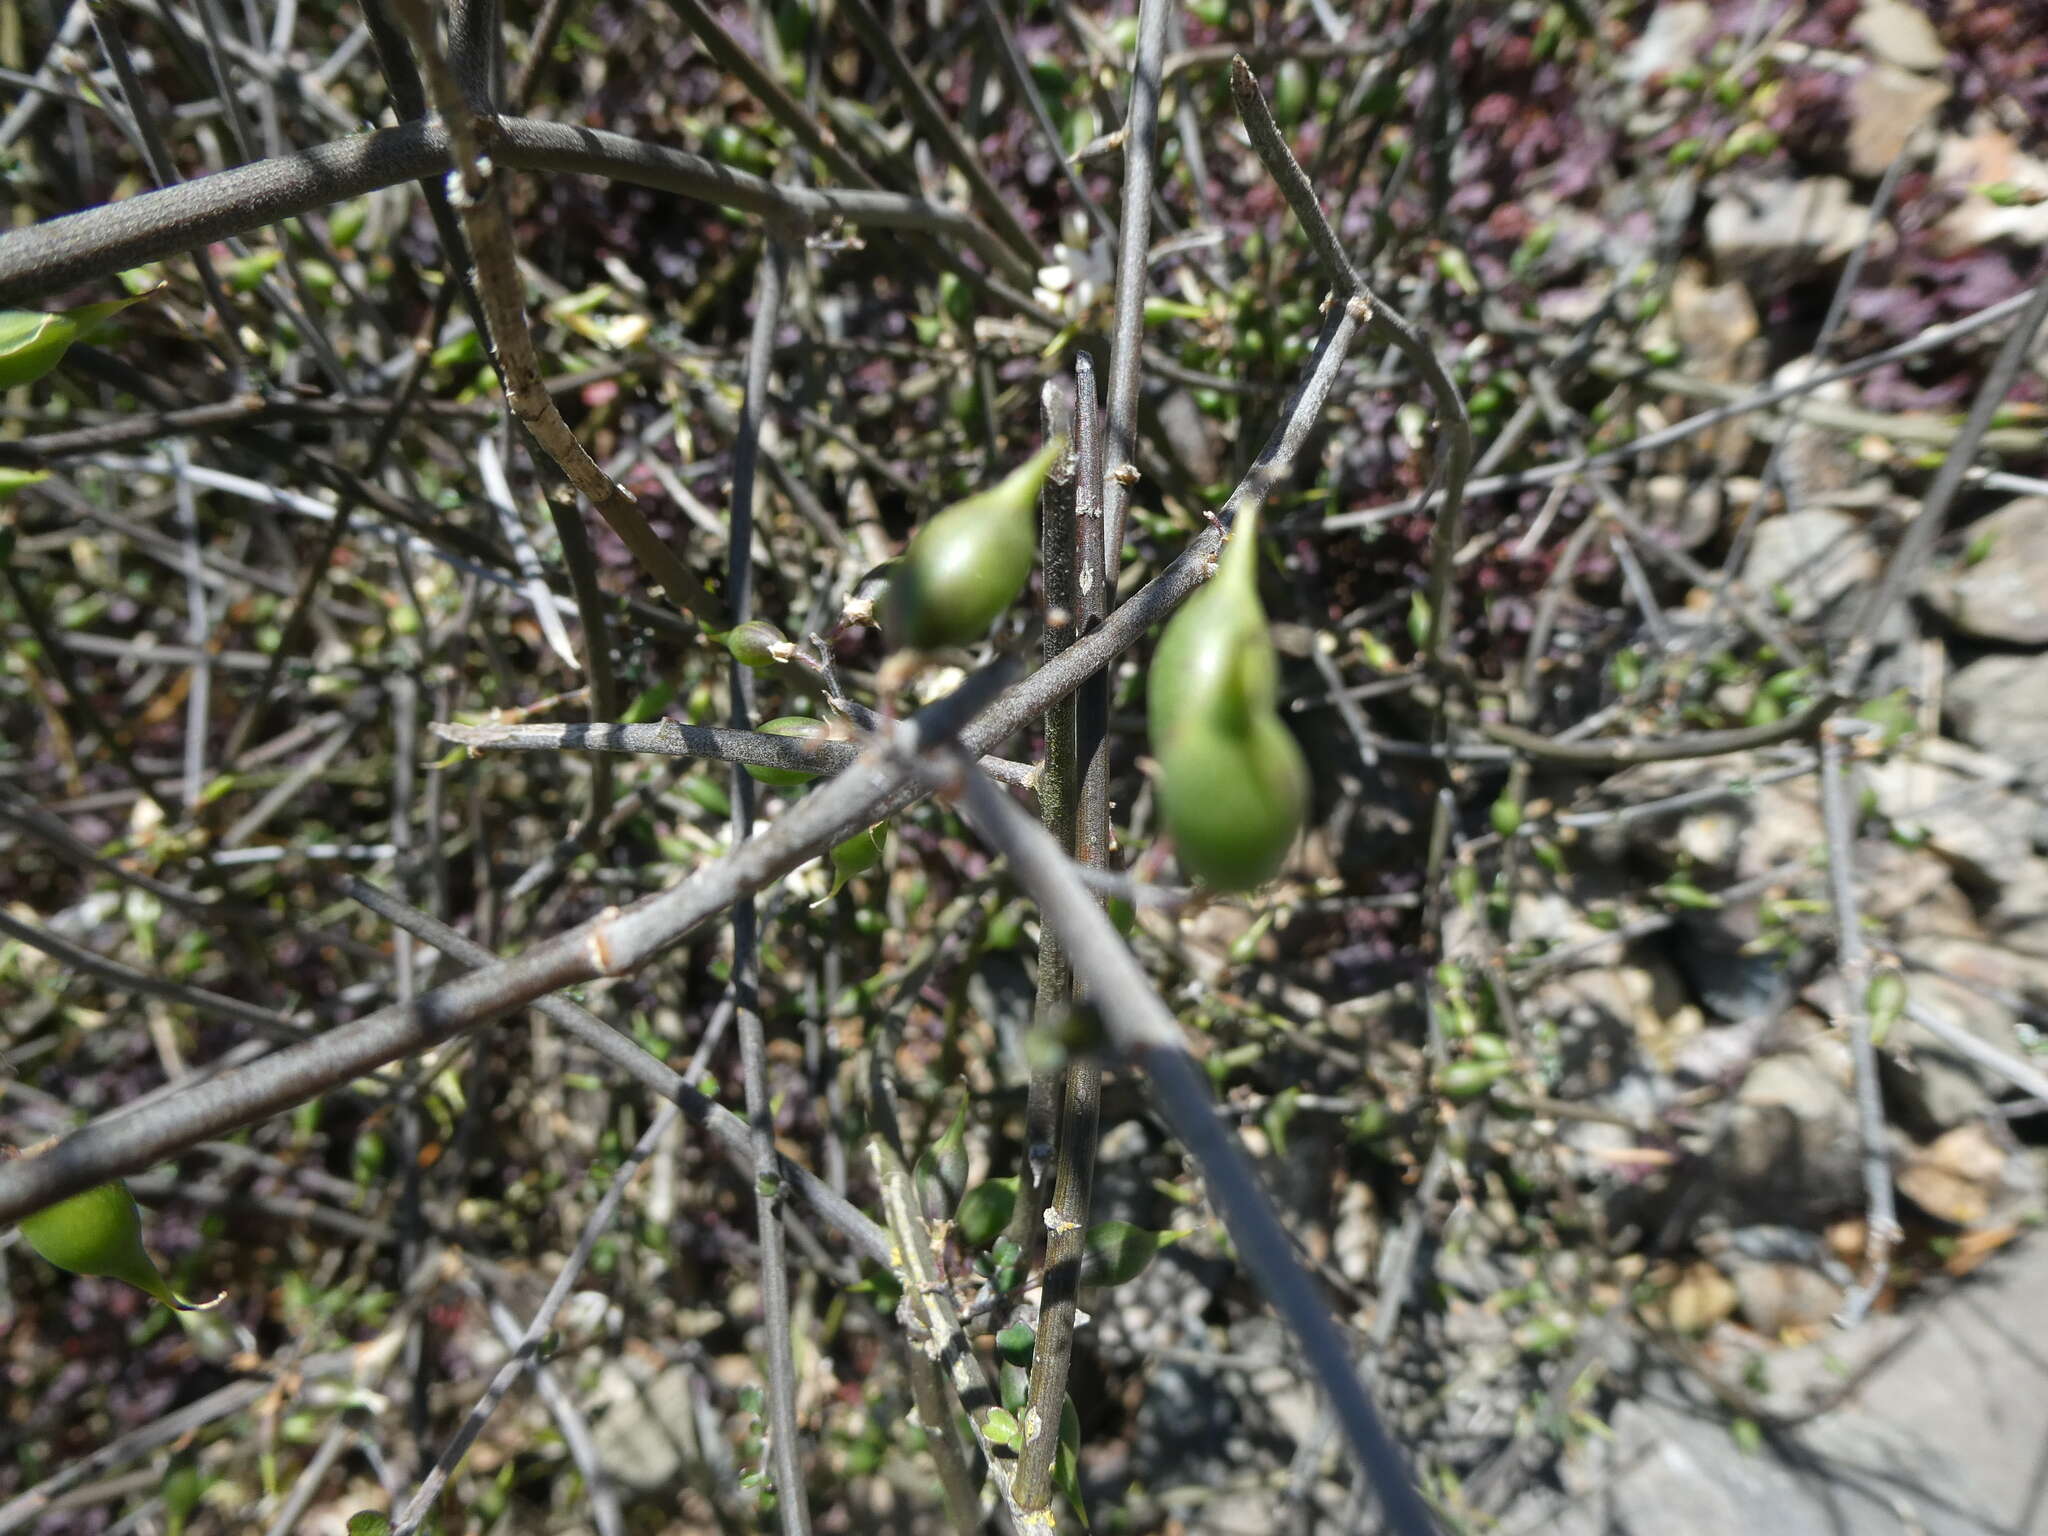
[
  {"xmin": 869, "ymin": 1136, "xmax": 1028, "ymax": 1529},
  {"xmin": 837, "ymin": 0, "xmax": 1040, "ymax": 272},
  {"xmin": 1013, "ymin": 376, "xmax": 1080, "ymax": 1249},
  {"xmin": 338, "ymin": 877, "xmax": 891, "ymax": 1264},
  {"xmin": 1477, "ymin": 695, "xmax": 1835, "ymax": 768},
  {"xmin": 1314, "ymin": 288, "xmax": 2044, "ymax": 535},
  {"xmin": 1097, "ymin": 0, "xmax": 1170, "ymax": 583},
  {"xmin": 724, "ymin": 237, "xmax": 814, "ymax": 1536},
  {"xmin": 1835, "ymin": 263, "xmax": 2048, "ymax": 695},
  {"xmin": 943, "ymin": 757, "xmax": 1435, "ymax": 1536},
  {"xmin": 432, "ymin": 717, "xmax": 1040, "ymax": 790},
  {"xmin": 1016, "ymin": 354, "xmax": 1104, "ymax": 1511},
  {"xmin": 0, "ymin": 115, "xmax": 1010, "ymax": 308},
  {"xmin": 0, "ymin": 907, "xmax": 307, "ymax": 1037},
  {"xmin": 1818, "ymin": 724, "xmax": 1897, "ymax": 1327},
  {"xmin": 1229, "ymin": 53, "xmax": 1471, "ymax": 668},
  {"xmin": 390, "ymin": 1109, "xmax": 661, "ymax": 1536},
  {"xmin": 387, "ymin": 0, "xmax": 728, "ymax": 628}
]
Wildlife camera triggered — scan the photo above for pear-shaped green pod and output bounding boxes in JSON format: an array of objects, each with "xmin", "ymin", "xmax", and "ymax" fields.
[
  {"xmin": 1154, "ymin": 702, "xmax": 1309, "ymax": 891},
  {"xmin": 721, "ymin": 620, "xmax": 792, "ymax": 670},
  {"xmin": 746, "ymin": 715, "xmax": 830, "ymax": 786},
  {"xmin": 1148, "ymin": 506, "xmax": 1308, "ymax": 890},
  {"xmin": 1146, "ymin": 505, "xmax": 1278, "ymax": 748},
  {"xmin": 17, "ymin": 1179, "xmax": 195, "ymax": 1309},
  {"xmin": 882, "ymin": 438, "xmax": 1064, "ymax": 650},
  {"xmin": 914, "ymin": 1097, "xmax": 970, "ymax": 1225},
  {"xmin": 814, "ymin": 823, "xmax": 886, "ymax": 905}
]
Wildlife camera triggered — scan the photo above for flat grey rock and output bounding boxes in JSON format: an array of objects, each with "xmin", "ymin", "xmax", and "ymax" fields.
[
  {"xmin": 1948, "ymin": 652, "xmax": 2048, "ymax": 780},
  {"xmin": 1502, "ymin": 1234, "xmax": 2048, "ymax": 1536},
  {"xmin": 1925, "ymin": 498, "xmax": 2048, "ymax": 646}
]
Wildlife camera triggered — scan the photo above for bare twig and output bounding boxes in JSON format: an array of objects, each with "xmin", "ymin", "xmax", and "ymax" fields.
[
  {"xmin": 1835, "ymin": 263, "xmax": 2048, "ymax": 695},
  {"xmin": 387, "ymin": 0, "xmax": 728, "ymax": 628},
  {"xmin": 1229, "ymin": 54, "xmax": 1471, "ymax": 667},
  {"xmin": 1097, "ymin": 0, "xmax": 1171, "ymax": 582},
  {"xmin": 432, "ymin": 717, "xmax": 1040, "ymax": 790},
  {"xmin": 1014, "ymin": 377, "xmax": 1081, "ymax": 1250},
  {"xmin": 944, "ymin": 757, "xmax": 1434, "ymax": 1536},
  {"xmin": 724, "ymin": 237, "xmax": 814, "ymax": 1536},
  {"xmin": 1818, "ymin": 724, "xmax": 1897, "ymax": 1327}
]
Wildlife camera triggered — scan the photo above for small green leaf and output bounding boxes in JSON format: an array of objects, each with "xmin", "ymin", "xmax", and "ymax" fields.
[
  {"xmin": 1406, "ymin": 591, "xmax": 1433, "ymax": 651},
  {"xmin": 954, "ymin": 1177, "xmax": 1017, "ymax": 1249},
  {"xmin": 1000, "ymin": 1359, "xmax": 1029, "ymax": 1413},
  {"xmin": 0, "ymin": 466, "xmax": 52, "ymax": 503},
  {"xmin": 1438, "ymin": 1058, "xmax": 1512, "ymax": 1100},
  {"xmin": 914, "ymin": 1097, "xmax": 970, "ymax": 1225},
  {"xmin": 1262, "ymin": 1086, "xmax": 1301, "ymax": 1159},
  {"xmin": 1081, "ymin": 1219, "xmax": 1178, "ymax": 1287},
  {"xmin": 1055, "ymin": 1394, "xmax": 1089, "ymax": 1528},
  {"xmin": 995, "ymin": 1322, "xmax": 1035, "ymax": 1365},
  {"xmin": 0, "ymin": 293, "xmax": 151, "ymax": 389},
  {"xmin": 346, "ymin": 1515, "xmax": 393, "ymax": 1536},
  {"xmin": 983, "ymin": 1406, "xmax": 1020, "ymax": 1446},
  {"xmin": 619, "ymin": 679, "xmax": 676, "ymax": 724},
  {"xmin": 1865, "ymin": 967, "xmax": 1906, "ymax": 1047}
]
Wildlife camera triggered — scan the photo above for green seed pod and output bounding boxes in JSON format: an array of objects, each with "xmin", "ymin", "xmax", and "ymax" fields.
[
  {"xmin": 815, "ymin": 823, "xmax": 885, "ymax": 905},
  {"xmin": 882, "ymin": 439, "xmax": 1065, "ymax": 650},
  {"xmin": 1865, "ymin": 967, "xmax": 1907, "ymax": 1047},
  {"xmin": 1273, "ymin": 58, "xmax": 1311, "ymax": 126},
  {"xmin": 1438, "ymin": 1058, "xmax": 1512, "ymax": 1100},
  {"xmin": 328, "ymin": 199, "xmax": 368, "ymax": 250},
  {"xmin": 746, "ymin": 716, "xmax": 830, "ymax": 786},
  {"xmin": 914, "ymin": 1098, "xmax": 970, "ymax": 1225},
  {"xmin": 953, "ymin": 1177, "xmax": 1017, "ymax": 1250},
  {"xmin": 705, "ymin": 122, "xmax": 774, "ymax": 176},
  {"xmin": 1490, "ymin": 794, "xmax": 1524, "ymax": 838},
  {"xmin": 16, "ymin": 1179, "xmax": 200, "ymax": 1309},
  {"xmin": 722, "ymin": 620, "xmax": 792, "ymax": 670},
  {"xmin": 1149, "ymin": 506, "xmax": 1309, "ymax": 890},
  {"xmin": 1079, "ymin": 1219, "xmax": 1178, "ymax": 1288}
]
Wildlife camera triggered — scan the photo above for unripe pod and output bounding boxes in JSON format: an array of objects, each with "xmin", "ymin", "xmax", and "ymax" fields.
[
  {"xmin": 883, "ymin": 438, "xmax": 1064, "ymax": 650},
  {"xmin": 1153, "ymin": 705, "xmax": 1309, "ymax": 891},
  {"xmin": 722, "ymin": 620, "xmax": 792, "ymax": 670},
  {"xmin": 1148, "ymin": 505, "xmax": 1308, "ymax": 891},
  {"xmin": 816, "ymin": 823, "xmax": 885, "ymax": 905},
  {"xmin": 914, "ymin": 1098, "xmax": 970, "ymax": 1225},
  {"xmin": 16, "ymin": 1179, "xmax": 205, "ymax": 1309},
  {"xmin": 746, "ymin": 716, "xmax": 830, "ymax": 786}
]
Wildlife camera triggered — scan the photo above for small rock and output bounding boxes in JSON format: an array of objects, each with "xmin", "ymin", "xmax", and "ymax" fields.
[
  {"xmin": 1930, "ymin": 123, "xmax": 2048, "ymax": 253},
  {"xmin": 589, "ymin": 1359, "xmax": 697, "ymax": 1493},
  {"xmin": 1641, "ymin": 472, "xmax": 1754, "ymax": 552},
  {"xmin": 1707, "ymin": 177, "xmax": 1888, "ymax": 288},
  {"xmin": 1331, "ymin": 1177, "xmax": 1380, "ymax": 1287},
  {"xmin": 1743, "ymin": 507, "xmax": 1882, "ymax": 623},
  {"xmin": 1864, "ymin": 754, "xmax": 2041, "ymax": 892},
  {"xmin": 1770, "ymin": 359, "xmax": 1865, "ymax": 506},
  {"xmin": 1846, "ymin": 64, "xmax": 1950, "ymax": 178},
  {"xmin": 1890, "ymin": 933, "xmax": 2048, "ymax": 1129},
  {"xmin": 1664, "ymin": 266, "xmax": 1763, "ymax": 473},
  {"xmin": 1947, "ymin": 653, "xmax": 2048, "ymax": 777},
  {"xmin": 1661, "ymin": 1259, "xmax": 1739, "ymax": 1334},
  {"xmin": 1850, "ymin": 0, "xmax": 1947, "ymax": 72},
  {"xmin": 1922, "ymin": 498, "xmax": 2048, "ymax": 644},
  {"xmin": 1623, "ymin": 1, "xmax": 1712, "ymax": 82},
  {"xmin": 1897, "ymin": 1124, "xmax": 2008, "ymax": 1226},
  {"xmin": 1728, "ymin": 1257, "xmax": 1845, "ymax": 1337},
  {"xmin": 1708, "ymin": 1033, "xmax": 1865, "ymax": 1227}
]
